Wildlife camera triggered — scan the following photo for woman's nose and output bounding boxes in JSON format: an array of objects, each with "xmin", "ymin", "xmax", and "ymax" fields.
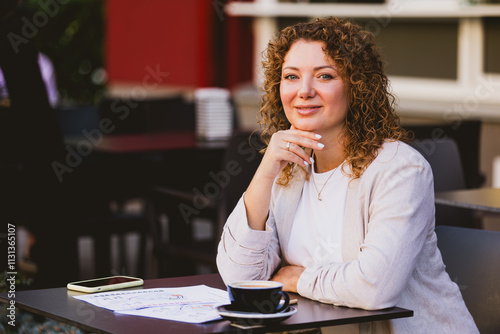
[{"xmin": 298, "ymin": 78, "xmax": 316, "ymax": 99}]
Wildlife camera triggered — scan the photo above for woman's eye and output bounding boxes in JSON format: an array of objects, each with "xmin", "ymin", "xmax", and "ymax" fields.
[
  {"xmin": 284, "ymin": 74, "xmax": 298, "ymax": 80},
  {"xmin": 319, "ymin": 74, "xmax": 334, "ymax": 80}
]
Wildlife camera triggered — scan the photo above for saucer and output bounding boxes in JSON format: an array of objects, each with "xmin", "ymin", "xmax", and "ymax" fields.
[{"xmin": 216, "ymin": 305, "xmax": 297, "ymax": 325}]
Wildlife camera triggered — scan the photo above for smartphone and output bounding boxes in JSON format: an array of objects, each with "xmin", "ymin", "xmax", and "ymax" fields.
[{"xmin": 67, "ymin": 275, "xmax": 144, "ymax": 293}]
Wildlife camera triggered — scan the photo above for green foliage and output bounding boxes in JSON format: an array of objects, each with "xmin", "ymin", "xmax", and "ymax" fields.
[
  {"xmin": 22, "ymin": 0, "xmax": 106, "ymax": 105},
  {"xmin": 0, "ymin": 270, "xmax": 33, "ymax": 293}
]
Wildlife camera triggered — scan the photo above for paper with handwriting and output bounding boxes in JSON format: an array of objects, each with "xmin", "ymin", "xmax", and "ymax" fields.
[{"xmin": 73, "ymin": 284, "xmax": 230, "ymax": 323}]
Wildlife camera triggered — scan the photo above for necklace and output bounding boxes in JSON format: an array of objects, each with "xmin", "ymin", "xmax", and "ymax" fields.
[{"xmin": 311, "ymin": 162, "xmax": 339, "ymax": 201}]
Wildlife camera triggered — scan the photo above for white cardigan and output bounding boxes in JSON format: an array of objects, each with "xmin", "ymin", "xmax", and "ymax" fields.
[{"xmin": 216, "ymin": 141, "xmax": 478, "ymax": 333}]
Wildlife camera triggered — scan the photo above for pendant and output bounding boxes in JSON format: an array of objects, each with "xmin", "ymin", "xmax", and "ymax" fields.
[{"xmin": 318, "ymin": 194, "xmax": 322, "ymax": 201}]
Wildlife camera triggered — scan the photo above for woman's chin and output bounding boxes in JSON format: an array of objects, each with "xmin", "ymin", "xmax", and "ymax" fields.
[{"xmin": 292, "ymin": 124, "xmax": 317, "ymax": 132}]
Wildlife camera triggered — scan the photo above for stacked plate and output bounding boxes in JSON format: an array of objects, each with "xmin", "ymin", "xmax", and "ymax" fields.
[{"xmin": 194, "ymin": 88, "xmax": 233, "ymax": 141}]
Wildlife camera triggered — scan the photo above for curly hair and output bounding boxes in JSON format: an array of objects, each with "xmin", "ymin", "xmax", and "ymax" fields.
[{"xmin": 258, "ymin": 17, "xmax": 412, "ymax": 186}]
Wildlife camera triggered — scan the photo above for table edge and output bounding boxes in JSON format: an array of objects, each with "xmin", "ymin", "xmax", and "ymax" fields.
[
  {"xmin": 0, "ymin": 273, "xmax": 414, "ymax": 334},
  {"xmin": 0, "ymin": 296, "xmax": 110, "ymax": 334}
]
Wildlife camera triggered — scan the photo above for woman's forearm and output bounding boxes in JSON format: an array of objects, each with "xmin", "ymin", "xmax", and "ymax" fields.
[
  {"xmin": 243, "ymin": 129, "xmax": 321, "ymax": 230},
  {"xmin": 243, "ymin": 166, "xmax": 276, "ymax": 231}
]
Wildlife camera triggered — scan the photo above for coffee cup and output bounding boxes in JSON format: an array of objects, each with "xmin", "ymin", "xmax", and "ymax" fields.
[{"xmin": 227, "ymin": 280, "xmax": 290, "ymax": 314}]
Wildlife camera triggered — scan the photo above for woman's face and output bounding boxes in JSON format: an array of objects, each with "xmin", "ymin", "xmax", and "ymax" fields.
[{"xmin": 280, "ymin": 40, "xmax": 348, "ymax": 137}]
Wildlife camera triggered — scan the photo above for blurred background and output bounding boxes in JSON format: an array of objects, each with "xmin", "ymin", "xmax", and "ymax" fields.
[
  {"xmin": 20, "ymin": 0, "xmax": 498, "ymax": 186},
  {"xmin": 1, "ymin": 0, "xmax": 500, "ymax": 290}
]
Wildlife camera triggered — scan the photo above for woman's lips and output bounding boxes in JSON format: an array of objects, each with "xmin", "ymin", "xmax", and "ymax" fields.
[{"xmin": 295, "ymin": 105, "xmax": 321, "ymax": 115}]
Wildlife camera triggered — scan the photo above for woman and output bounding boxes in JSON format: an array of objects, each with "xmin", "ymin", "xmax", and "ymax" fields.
[{"xmin": 216, "ymin": 17, "xmax": 478, "ymax": 333}]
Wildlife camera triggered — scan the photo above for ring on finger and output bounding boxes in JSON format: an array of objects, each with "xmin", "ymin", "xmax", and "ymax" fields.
[{"xmin": 286, "ymin": 141, "xmax": 291, "ymax": 151}]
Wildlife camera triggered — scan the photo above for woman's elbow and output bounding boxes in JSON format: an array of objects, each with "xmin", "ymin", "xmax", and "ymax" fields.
[
  {"xmin": 356, "ymin": 299, "xmax": 397, "ymax": 311},
  {"xmin": 216, "ymin": 253, "xmax": 234, "ymax": 286},
  {"xmin": 216, "ymin": 253, "xmax": 266, "ymax": 285},
  {"xmin": 351, "ymin": 290, "xmax": 399, "ymax": 310}
]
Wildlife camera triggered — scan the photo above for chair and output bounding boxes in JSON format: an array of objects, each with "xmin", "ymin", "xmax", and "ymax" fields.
[
  {"xmin": 54, "ymin": 105, "xmax": 150, "ymax": 279},
  {"xmin": 147, "ymin": 130, "xmax": 264, "ymax": 277},
  {"xmin": 409, "ymin": 137, "xmax": 465, "ymax": 192},
  {"xmin": 435, "ymin": 225, "xmax": 500, "ymax": 334},
  {"xmin": 409, "ymin": 137, "xmax": 478, "ymax": 228},
  {"xmin": 404, "ymin": 120, "xmax": 484, "ymax": 189}
]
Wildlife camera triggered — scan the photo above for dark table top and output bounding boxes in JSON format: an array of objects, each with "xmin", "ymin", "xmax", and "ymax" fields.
[
  {"xmin": 435, "ymin": 188, "xmax": 500, "ymax": 214},
  {"xmin": 64, "ymin": 131, "xmax": 228, "ymax": 154},
  {"xmin": 0, "ymin": 274, "xmax": 412, "ymax": 334}
]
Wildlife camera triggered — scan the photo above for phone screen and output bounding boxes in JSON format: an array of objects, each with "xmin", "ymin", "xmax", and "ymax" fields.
[{"xmin": 76, "ymin": 276, "xmax": 140, "ymax": 287}]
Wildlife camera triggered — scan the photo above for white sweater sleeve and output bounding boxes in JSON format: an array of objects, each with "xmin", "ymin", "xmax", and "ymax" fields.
[{"xmin": 216, "ymin": 195, "xmax": 283, "ymax": 285}]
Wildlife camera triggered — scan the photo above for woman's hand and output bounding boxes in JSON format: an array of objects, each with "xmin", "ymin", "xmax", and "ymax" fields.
[
  {"xmin": 243, "ymin": 126, "xmax": 323, "ymax": 231},
  {"xmin": 258, "ymin": 126, "xmax": 324, "ymax": 181},
  {"xmin": 271, "ymin": 265, "xmax": 305, "ymax": 293}
]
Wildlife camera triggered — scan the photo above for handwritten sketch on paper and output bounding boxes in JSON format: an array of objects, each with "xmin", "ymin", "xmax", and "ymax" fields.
[
  {"xmin": 73, "ymin": 284, "xmax": 230, "ymax": 323},
  {"xmin": 117, "ymin": 303, "xmax": 224, "ymax": 323}
]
